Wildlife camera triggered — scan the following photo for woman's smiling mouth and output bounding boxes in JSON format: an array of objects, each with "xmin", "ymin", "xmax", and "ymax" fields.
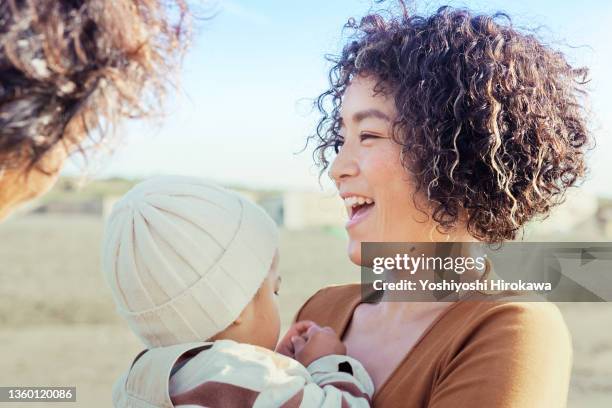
[{"xmin": 343, "ymin": 195, "xmax": 375, "ymax": 228}]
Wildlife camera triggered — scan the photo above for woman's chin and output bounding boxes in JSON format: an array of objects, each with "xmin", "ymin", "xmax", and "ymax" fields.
[{"xmin": 347, "ymin": 239, "xmax": 362, "ymax": 266}]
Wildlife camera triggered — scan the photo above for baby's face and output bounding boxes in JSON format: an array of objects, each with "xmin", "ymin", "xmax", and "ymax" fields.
[{"xmin": 241, "ymin": 251, "xmax": 282, "ymax": 350}]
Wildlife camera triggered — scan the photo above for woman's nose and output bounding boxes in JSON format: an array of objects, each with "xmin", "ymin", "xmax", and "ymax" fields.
[{"xmin": 329, "ymin": 146, "xmax": 359, "ymax": 185}]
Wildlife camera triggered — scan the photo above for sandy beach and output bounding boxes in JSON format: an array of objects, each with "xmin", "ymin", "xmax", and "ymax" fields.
[{"xmin": 1, "ymin": 214, "xmax": 610, "ymax": 407}]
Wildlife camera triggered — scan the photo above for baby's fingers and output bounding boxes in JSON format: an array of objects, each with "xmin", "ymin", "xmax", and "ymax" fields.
[
  {"xmin": 275, "ymin": 321, "xmax": 316, "ymax": 356},
  {"xmin": 305, "ymin": 324, "xmax": 334, "ymax": 340},
  {"xmin": 291, "ymin": 335, "xmax": 307, "ymax": 354},
  {"xmin": 292, "ymin": 320, "xmax": 317, "ymax": 336}
]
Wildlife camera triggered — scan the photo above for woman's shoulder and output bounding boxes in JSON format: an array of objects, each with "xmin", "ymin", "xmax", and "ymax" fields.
[
  {"xmin": 449, "ymin": 294, "xmax": 572, "ymax": 353},
  {"xmin": 424, "ymin": 297, "xmax": 573, "ymax": 403},
  {"xmin": 461, "ymin": 292, "xmax": 568, "ymax": 324},
  {"xmin": 293, "ymin": 283, "xmax": 364, "ymax": 329}
]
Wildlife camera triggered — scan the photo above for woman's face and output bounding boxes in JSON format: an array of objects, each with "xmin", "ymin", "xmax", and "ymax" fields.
[
  {"xmin": 330, "ymin": 75, "xmax": 445, "ymax": 265},
  {"xmin": 0, "ymin": 142, "xmax": 69, "ymax": 221}
]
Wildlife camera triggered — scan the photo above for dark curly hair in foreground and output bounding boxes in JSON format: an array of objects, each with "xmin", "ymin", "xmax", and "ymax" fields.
[
  {"xmin": 311, "ymin": 5, "xmax": 592, "ymax": 243},
  {"xmin": 0, "ymin": 0, "xmax": 190, "ymax": 171}
]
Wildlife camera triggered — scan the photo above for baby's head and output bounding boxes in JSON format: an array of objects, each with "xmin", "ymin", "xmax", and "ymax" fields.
[
  {"xmin": 211, "ymin": 250, "xmax": 281, "ymax": 350},
  {"xmin": 102, "ymin": 176, "xmax": 281, "ymax": 350}
]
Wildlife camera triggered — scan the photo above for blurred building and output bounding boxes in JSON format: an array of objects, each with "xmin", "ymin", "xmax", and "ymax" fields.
[
  {"xmin": 26, "ymin": 178, "xmax": 612, "ymax": 237},
  {"xmin": 100, "ymin": 187, "xmax": 346, "ymax": 230},
  {"xmin": 258, "ymin": 191, "xmax": 345, "ymax": 230}
]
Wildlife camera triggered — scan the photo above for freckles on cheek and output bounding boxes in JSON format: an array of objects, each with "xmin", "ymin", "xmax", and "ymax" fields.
[
  {"xmin": 371, "ymin": 149, "xmax": 418, "ymax": 234},
  {"xmin": 365, "ymin": 144, "xmax": 407, "ymax": 198},
  {"xmin": 365, "ymin": 152, "xmax": 398, "ymax": 186}
]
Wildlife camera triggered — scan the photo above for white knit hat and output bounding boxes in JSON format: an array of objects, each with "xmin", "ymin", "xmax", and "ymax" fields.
[{"xmin": 101, "ymin": 176, "xmax": 279, "ymax": 348}]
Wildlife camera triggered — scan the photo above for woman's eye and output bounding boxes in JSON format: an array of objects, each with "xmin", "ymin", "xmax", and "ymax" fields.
[{"xmin": 359, "ymin": 133, "xmax": 381, "ymax": 142}]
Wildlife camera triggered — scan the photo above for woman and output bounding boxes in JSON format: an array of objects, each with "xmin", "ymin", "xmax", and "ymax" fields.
[
  {"xmin": 295, "ymin": 6, "xmax": 590, "ymax": 407},
  {"xmin": 0, "ymin": 0, "xmax": 190, "ymax": 221}
]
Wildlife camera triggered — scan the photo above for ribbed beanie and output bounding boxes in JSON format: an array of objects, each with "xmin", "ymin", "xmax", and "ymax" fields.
[{"xmin": 101, "ymin": 176, "xmax": 278, "ymax": 347}]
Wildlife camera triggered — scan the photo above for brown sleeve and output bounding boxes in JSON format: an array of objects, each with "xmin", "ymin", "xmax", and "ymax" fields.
[{"xmin": 429, "ymin": 302, "xmax": 572, "ymax": 408}]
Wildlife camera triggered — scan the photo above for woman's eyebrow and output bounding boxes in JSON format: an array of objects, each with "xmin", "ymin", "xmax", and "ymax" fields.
[{"xmin": 353, "ymin": 108, "xmax": 391, "ymax": 123}]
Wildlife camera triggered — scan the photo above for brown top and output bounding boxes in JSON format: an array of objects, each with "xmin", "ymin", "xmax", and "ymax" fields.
[{"xmin": 295, "ymin": 284, "xmax": 572, "ymax": 408}]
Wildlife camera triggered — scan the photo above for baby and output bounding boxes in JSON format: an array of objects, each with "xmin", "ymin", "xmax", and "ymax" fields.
[{"xmin": 102, "ymin": 176, "xmax": 374, "ymax": 407}]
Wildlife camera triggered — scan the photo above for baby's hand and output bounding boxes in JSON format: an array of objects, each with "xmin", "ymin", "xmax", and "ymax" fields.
[
  {"xmin": 276, "ymin": 320, "xmax": 316, "ymax": 357},
  {"xmin": 291, "ymin": 324, "xmax": 346, "ymax": 368}
]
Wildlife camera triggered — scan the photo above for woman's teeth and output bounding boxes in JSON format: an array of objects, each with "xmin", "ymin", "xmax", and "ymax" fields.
[{"xmin": 343, "ymin": 196, "xmax": 374, "ymax": 208}]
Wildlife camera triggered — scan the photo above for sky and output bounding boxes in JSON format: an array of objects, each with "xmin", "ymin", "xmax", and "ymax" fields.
[{"xmin": 65, "ymin": 0, "xmax": 612, "ymax": 196}]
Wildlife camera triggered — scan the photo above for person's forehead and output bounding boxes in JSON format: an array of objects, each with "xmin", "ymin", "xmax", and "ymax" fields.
[{"xmin": 341, "ymin": 76, "xmax": 395, "ymax": 120}]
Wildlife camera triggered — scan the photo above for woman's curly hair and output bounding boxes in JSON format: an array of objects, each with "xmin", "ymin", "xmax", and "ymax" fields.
[
  {"xmin": 311, "ymin": 5, "xmax": 592, "ymax": 243},
  {"xmin": 0, "ymin": 0, "xmax": 190, "ymax": 171}
]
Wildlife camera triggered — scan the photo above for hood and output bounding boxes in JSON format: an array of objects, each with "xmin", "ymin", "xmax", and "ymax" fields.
[{"xmin": 112, "ymin": 342, "xmax": 212, "ymax": 408}]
